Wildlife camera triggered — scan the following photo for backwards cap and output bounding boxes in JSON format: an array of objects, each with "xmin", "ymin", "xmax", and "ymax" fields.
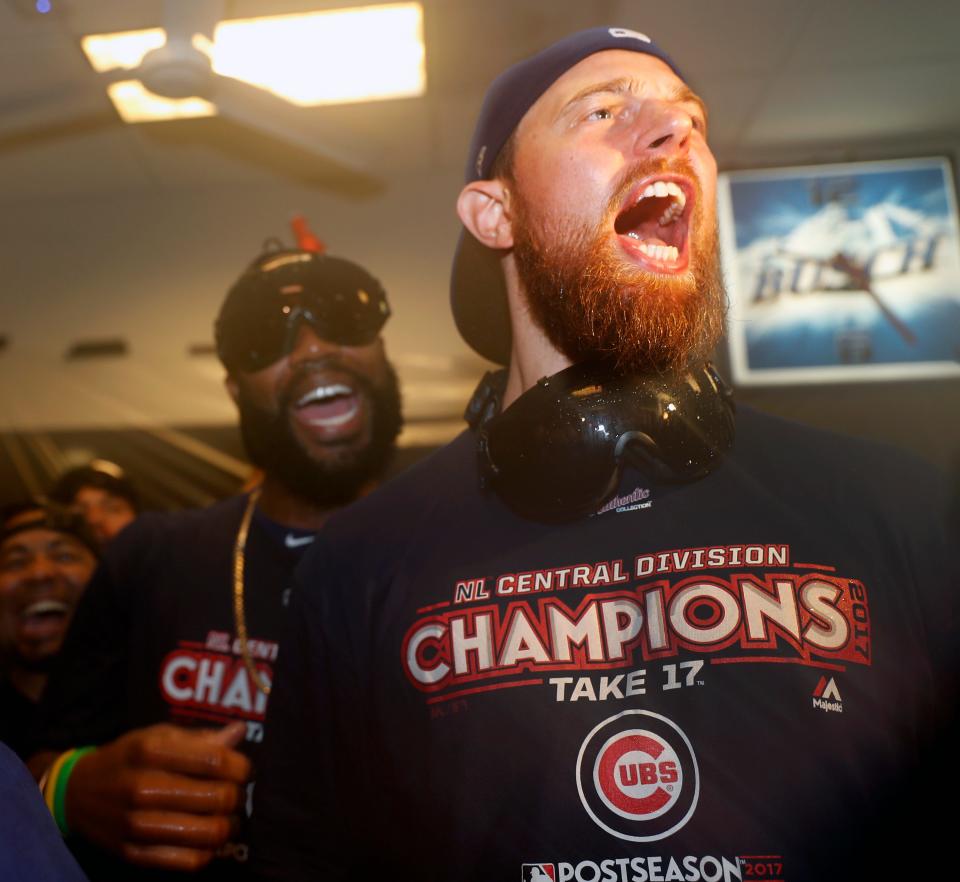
[
  {"xmin": 0, "ymin": 502, "xmax": 100, "ymax": 557},
  {"xmin": 450, "ymin": 26, "xmax": 685, "ymax": 365}
]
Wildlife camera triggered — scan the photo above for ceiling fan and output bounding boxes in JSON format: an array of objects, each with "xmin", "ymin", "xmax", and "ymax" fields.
[{"xmin": 1, "ymin": 0, "xmax": 384, "ymax": 195}]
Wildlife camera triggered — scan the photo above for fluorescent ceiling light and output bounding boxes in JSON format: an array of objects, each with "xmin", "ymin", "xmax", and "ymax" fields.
[
  {"xmin": 81, "ymin": 28, "xmax": 166, "ymax": 73},
  {"xmin": 80, "ymin": 2, "xmax": 425, "ymax": 122},
  {"xmin": 215, "ymin": 3, "xmax": 425, "ymax": 106},
  {"xmin": 106, "ymin": 80, "xmax": 215, "ymax": 123}
]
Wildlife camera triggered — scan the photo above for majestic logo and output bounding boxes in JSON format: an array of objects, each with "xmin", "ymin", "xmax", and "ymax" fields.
[
  {"xmin": 577, "ymin": 711, "xmax": 699, "ymax": 842},
  {"xmin": 812, "ymin": 675, "xmax": 843, "ymax": 713}
]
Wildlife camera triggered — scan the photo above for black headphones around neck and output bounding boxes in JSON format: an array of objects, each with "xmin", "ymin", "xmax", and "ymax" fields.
[{"xmin": 465, "ymin": 361, "xmax": 735, "ymax": 523}]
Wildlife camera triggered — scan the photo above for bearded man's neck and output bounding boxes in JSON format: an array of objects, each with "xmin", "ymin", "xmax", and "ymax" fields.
[
  {"xmin": 255, "ymin": 474, "xmax": 375, "ymax": 533},
  {"xmin": 503, "ymin": 270, "xmax": 572, "ymax": 409}
]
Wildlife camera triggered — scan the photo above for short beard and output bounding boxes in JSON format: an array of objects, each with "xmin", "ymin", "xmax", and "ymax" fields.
[
  {"xmin": 237, "ymin": 361, "xmax": 403, "ymax": 508},
  {"xmin": 511, "ymin": 159, "xmax": 727, "ymax": 376}
]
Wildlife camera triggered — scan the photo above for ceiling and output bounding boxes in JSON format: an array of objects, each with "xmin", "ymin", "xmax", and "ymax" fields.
[
  {"xmin": 1, "ymin": 0, "xmax": 959, "ymax": 442},
  {"xmin": 3, "ymin": 0, "xmax": 959, "ymax": 198}
]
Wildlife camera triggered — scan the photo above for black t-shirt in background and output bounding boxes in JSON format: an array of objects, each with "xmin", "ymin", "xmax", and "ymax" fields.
[{"xmin": 0, "ymin": 675, "xmax": 40, "ymax": 760}]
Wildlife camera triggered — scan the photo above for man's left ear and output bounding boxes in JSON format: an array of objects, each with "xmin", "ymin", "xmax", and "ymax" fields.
[{"xmin": 456, "ymin": 179, "xmax": 514, "ymax": 249}]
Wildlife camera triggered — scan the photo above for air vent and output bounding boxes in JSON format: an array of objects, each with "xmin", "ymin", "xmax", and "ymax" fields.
[{"xmin": 65, "ymin": 338, "xmax": 128, "ymax": 360}]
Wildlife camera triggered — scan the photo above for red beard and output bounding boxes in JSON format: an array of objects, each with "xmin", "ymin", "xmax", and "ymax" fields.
[{"xmin": 510, "ymin": 159, "xmax": 727, "ymax": 376}]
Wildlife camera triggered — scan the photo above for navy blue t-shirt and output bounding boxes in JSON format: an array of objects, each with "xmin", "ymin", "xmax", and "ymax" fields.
[{"xmin": 252, "ymin": 408, "xmax": 958, "ymax": 882}]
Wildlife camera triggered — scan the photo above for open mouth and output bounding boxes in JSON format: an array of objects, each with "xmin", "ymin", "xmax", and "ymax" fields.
[
  {"xmin": 293, "ymin": 382, "xmax": 362, "ymax": 432},
  {"xmin": 614, "ymin": 177, "xmax": 693, "ymax": 272},
  {"xmin": 19, "ymin": 599, "xmax": 70, "ymax": 640}
]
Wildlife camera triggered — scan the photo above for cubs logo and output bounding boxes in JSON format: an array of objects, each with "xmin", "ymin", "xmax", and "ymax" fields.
[{"xmin": 576, "ymin": 710, "xmax": 699, "ymax": 842}]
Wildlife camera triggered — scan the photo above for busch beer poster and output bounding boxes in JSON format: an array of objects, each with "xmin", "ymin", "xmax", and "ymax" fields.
[{"xmin": 718, "ymin": 157, "xmax": 960, "ymax": 384}]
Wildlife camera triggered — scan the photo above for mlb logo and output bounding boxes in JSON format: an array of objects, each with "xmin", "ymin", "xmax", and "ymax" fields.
[{"xmin": 522, "ymin": 864, "xmax": 556, "ymax": 881}]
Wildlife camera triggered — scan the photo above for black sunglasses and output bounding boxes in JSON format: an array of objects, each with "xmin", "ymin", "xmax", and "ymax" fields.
[
  {"xmin": 469, "ymin": 361, "xmax": 735, "ymax": 523},
  {"xmin": 215, "ymin": 253, "xmax": 390, "ymax": 373}
]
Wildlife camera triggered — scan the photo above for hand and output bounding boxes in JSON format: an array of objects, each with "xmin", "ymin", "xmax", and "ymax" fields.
[{"xmin": 65, "ymin": 721, "xmax": 251, "ymax": 872}]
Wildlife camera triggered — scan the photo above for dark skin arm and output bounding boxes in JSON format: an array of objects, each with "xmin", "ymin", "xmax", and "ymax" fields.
[{"xmin": 33, "ymin": 721, "xmax": 250, "ymax": 872}]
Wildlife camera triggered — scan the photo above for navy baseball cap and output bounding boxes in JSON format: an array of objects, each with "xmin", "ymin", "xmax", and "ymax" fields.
[{"xmin": 450, "ymin": 26, "xmax": 686, "ymax": 365}]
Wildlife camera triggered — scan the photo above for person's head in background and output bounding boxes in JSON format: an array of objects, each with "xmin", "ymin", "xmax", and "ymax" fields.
[
  {"xmin": 216, "ymin": 235, "xmax": 403, "ymax": 517},
  {"xmin": 49, "ymin": 461, "xmax": 139, "ymax": 548},
  {"xmin": 0, "ymin": 501, "xmax": 98, "ymax": 702}
]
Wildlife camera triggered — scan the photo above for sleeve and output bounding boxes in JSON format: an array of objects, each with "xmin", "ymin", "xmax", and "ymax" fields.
[
  {"xmin": 33, "ymin": 519, "xmax": 155, "ymax": 752},
  {"xmin": 248, "ymin": 541, "xmax": 369, "ymax": 881},
  {"xmin": 0, "ymin": 743, "xmax": 90, "ymax": 882}
]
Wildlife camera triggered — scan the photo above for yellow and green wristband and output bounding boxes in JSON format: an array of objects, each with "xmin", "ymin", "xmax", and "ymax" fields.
[{"xmin": 42, "ymin": 746, "xmax": 95, "ymax": 836}]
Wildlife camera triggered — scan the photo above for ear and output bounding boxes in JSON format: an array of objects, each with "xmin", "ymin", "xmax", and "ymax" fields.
[
  {"xmin": 224, "ymin": 374, "xmax": 240, "ymax": 406},
  {"xmin": 456, "ymin": 178, "xmax": 515, "ymax": 249}
]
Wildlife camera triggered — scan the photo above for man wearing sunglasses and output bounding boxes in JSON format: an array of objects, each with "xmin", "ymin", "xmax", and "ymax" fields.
[
  {"xmin": 29, "ymin": 244, "xmax": 402, "ymax": 879},
  {"xmin": 252, "ymin": 28, "xmax": 956, "ymax": 882}
]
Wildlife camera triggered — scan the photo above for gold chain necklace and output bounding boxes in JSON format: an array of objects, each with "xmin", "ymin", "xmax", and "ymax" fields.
[{"xmin": 233, "ymin": 487, "xmax": 271, "ymax": 696}]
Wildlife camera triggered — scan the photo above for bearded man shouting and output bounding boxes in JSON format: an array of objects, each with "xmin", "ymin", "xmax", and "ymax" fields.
[
  {"xmin": 251, "ymin": 28, "xmax": 957, "ymax": 882},
  {"xmin": 30, "ymin": 237, "xmax": 401, "ymax": 880}
]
